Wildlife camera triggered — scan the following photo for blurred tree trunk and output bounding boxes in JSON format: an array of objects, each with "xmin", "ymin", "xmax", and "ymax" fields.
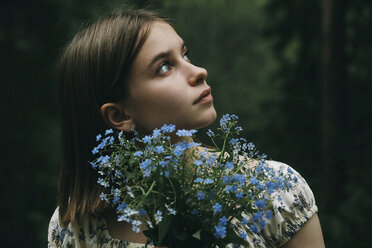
[
  {"xmin": 320, "ymin": 0, "xmax": 333, "ymax": 211},
  {"xmin": 320, "ymin": 0, "xmax": 349, "ymax": 212}
]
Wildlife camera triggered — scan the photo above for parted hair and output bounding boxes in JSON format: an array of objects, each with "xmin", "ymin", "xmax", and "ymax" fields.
[{"xmin": 57, "ymin": 9, "xmax": 167, "ymax": 227}]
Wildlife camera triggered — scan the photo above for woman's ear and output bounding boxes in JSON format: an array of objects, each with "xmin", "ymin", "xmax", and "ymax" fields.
[{"xmin": 100, "ymin": 103, "xmax": 135, "ymax": 132}]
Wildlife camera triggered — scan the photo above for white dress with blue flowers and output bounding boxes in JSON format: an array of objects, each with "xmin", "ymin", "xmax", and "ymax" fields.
[{"xmin": 48, "ymin": 161, "xmax": 318, "ymax": 248}]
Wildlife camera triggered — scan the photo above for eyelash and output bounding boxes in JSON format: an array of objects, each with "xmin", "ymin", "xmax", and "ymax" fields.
[
  {"xmin": 156, "ymin": 50, "xmax": 191, "ymax": 75},
  {"xmin": 183, "ymin": 50, "xmax": 191, "ymax": 62}
]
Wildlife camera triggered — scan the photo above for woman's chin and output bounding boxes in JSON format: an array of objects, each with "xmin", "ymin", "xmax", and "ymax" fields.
[{"xmin": 195, "ymin": 108, "xmax": 218, "ymax": 130}]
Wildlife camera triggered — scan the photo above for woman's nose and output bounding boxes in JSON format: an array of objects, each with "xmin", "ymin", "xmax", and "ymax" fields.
[{"xmin": 186, "ymin": 63, "xmax": 208, "ymax": 86}]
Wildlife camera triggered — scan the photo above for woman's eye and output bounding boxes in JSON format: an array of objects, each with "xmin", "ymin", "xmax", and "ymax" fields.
[
  {"xmin": 183, "ymin": 51, "xmax": 191, "ymax": 62},
  {"xmin": 157, "ymin": 63, "xmax": 171, "ymax": 74}
]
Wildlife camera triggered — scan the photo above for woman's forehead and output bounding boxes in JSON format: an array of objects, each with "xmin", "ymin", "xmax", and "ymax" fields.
[{"xmin": 135, "ymin": 22, "xmax": 184, "ymax": 65}]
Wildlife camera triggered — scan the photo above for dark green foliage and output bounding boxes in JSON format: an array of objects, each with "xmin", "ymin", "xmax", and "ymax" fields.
[
  {"xmin": 1, "ymin": 0, "xmax": 371, "ymax": 247},
  {"xmin": 263, "ymin": 0, "xmax": 372, "ymax": 247}
]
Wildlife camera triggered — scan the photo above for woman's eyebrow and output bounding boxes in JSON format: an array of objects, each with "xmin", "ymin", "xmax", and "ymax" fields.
[
  {"xmin": 147, "ymin": 42, "xmax": 186, "ymax": 69},
  {"xmin": 147, "ymin": 51, "xmax": 171, "ymax": 69}
]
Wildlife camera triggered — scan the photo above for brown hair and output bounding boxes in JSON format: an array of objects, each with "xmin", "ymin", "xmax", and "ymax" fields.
[{"xmin": 57, "ymin": 9, "xmax": 167, "ymax": 227}]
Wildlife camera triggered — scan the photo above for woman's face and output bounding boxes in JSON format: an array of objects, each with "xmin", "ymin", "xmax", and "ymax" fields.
[{"xmin": 123, "ymin": 21, "xmax": 217, "ymax": 133}]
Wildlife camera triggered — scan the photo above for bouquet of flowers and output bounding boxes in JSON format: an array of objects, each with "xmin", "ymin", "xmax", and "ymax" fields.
[{"xmin": 90, "ymin": 114, "xmax": 295, "ymax": 247}]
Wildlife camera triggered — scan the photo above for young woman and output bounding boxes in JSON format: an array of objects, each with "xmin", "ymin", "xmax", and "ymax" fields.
[{"xmin": 48, "ymin": 9, "xmax": 325, "ymax": 248}]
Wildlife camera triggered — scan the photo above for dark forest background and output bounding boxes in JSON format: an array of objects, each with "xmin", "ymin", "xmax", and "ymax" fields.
[{"xmin": 1, "ymin": 0, "xmax": 371, "ymax": 247}]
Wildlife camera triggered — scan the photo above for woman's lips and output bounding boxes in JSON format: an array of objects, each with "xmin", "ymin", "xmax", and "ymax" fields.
[{"xmin": 194, "ymin": 88, "xmax": 213, "ymax": 104}]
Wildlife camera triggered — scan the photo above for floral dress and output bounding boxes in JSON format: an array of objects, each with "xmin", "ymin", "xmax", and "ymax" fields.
[{"xmin": 48, "ymin": 161, "xmax": 318, "ymax": 248}]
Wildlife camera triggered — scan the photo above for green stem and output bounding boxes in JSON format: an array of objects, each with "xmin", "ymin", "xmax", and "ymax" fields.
[
  {"xmin": 218, "ymin": 125, "xmax": 233, "ymax": 165},
  {"xmin": 182, "ymin": 157, "xmax": 185, "ymax": 199},
  {"xmin": 210, "ymin": 137, "xmax": 220, "ymax": 150},
  {"xmin": 150, "ymin": 190, "xmax": 168, "ymax": 198},
  {"xmin": 145, "ymin": 181, "xmax": 156, "ymax": 197},
  {"xmin": 167, "ymin": 177, "xmax": 177, "ymax": 203}
]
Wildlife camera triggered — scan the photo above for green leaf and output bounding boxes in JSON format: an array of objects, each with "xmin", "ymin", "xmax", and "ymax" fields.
[
  {"xmin": 143, "ymin": 229, "xmax": 158, "ymax": 243},
  {"xmin": 158, "ymin": 213, "xmax": 173, "ymax": 244},
  {"xmin": 171, "ymin": 221, "xmax": 188, "ymax": 241},
  {"xmin": 220, "ymin": 227, "xmax": 249, "ymax": 247},
  {"xmin": 192, "ymin": 229, "xmax": 201, "ymax": 240}
]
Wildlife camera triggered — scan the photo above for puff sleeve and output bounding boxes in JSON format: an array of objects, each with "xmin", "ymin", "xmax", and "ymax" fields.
[
  {"xmin": 48, "ymin": 207, "xmax": 76, "ymax": 248},
  {"xmin": 238, "ymin": 160, "xmax": 318, "ymax": 248}
]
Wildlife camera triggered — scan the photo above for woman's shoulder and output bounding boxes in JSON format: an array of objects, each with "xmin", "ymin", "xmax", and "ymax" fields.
[
  {"xmin": 47, "ymin": 207, "xmax": 148, "ymax": 248},
  {"xmin": 48, "ymin": 207, "xmax": 76, "ymax": 248},
  {"xmin": 240, "ymin": 160, "xmax": 319, "ymax": 247},
  {"xmin": 264, "ymin": 160, "xmax": 317, "ymax": 207},
  {"xmin": 262, "ymin": 160, "xmax": 318, "ymax": 220}
]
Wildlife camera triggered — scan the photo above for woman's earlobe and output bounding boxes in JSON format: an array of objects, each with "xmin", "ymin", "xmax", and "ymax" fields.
[{"xmin": 100, "ymin": 103, "xmax": 135, "ymax": 132}]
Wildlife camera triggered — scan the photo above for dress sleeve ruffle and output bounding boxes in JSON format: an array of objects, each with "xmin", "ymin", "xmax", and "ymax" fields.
[
  {"xmin": 48, "ymin": 207, "xmax": 76, "ymax": 248},
  {"xmin": 237, "ymin": 160, "xmax": 318, "ymax": 248},
  {"xmin": 47, "ymin": 207, "xmax": 148, "ymax": 248}
]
